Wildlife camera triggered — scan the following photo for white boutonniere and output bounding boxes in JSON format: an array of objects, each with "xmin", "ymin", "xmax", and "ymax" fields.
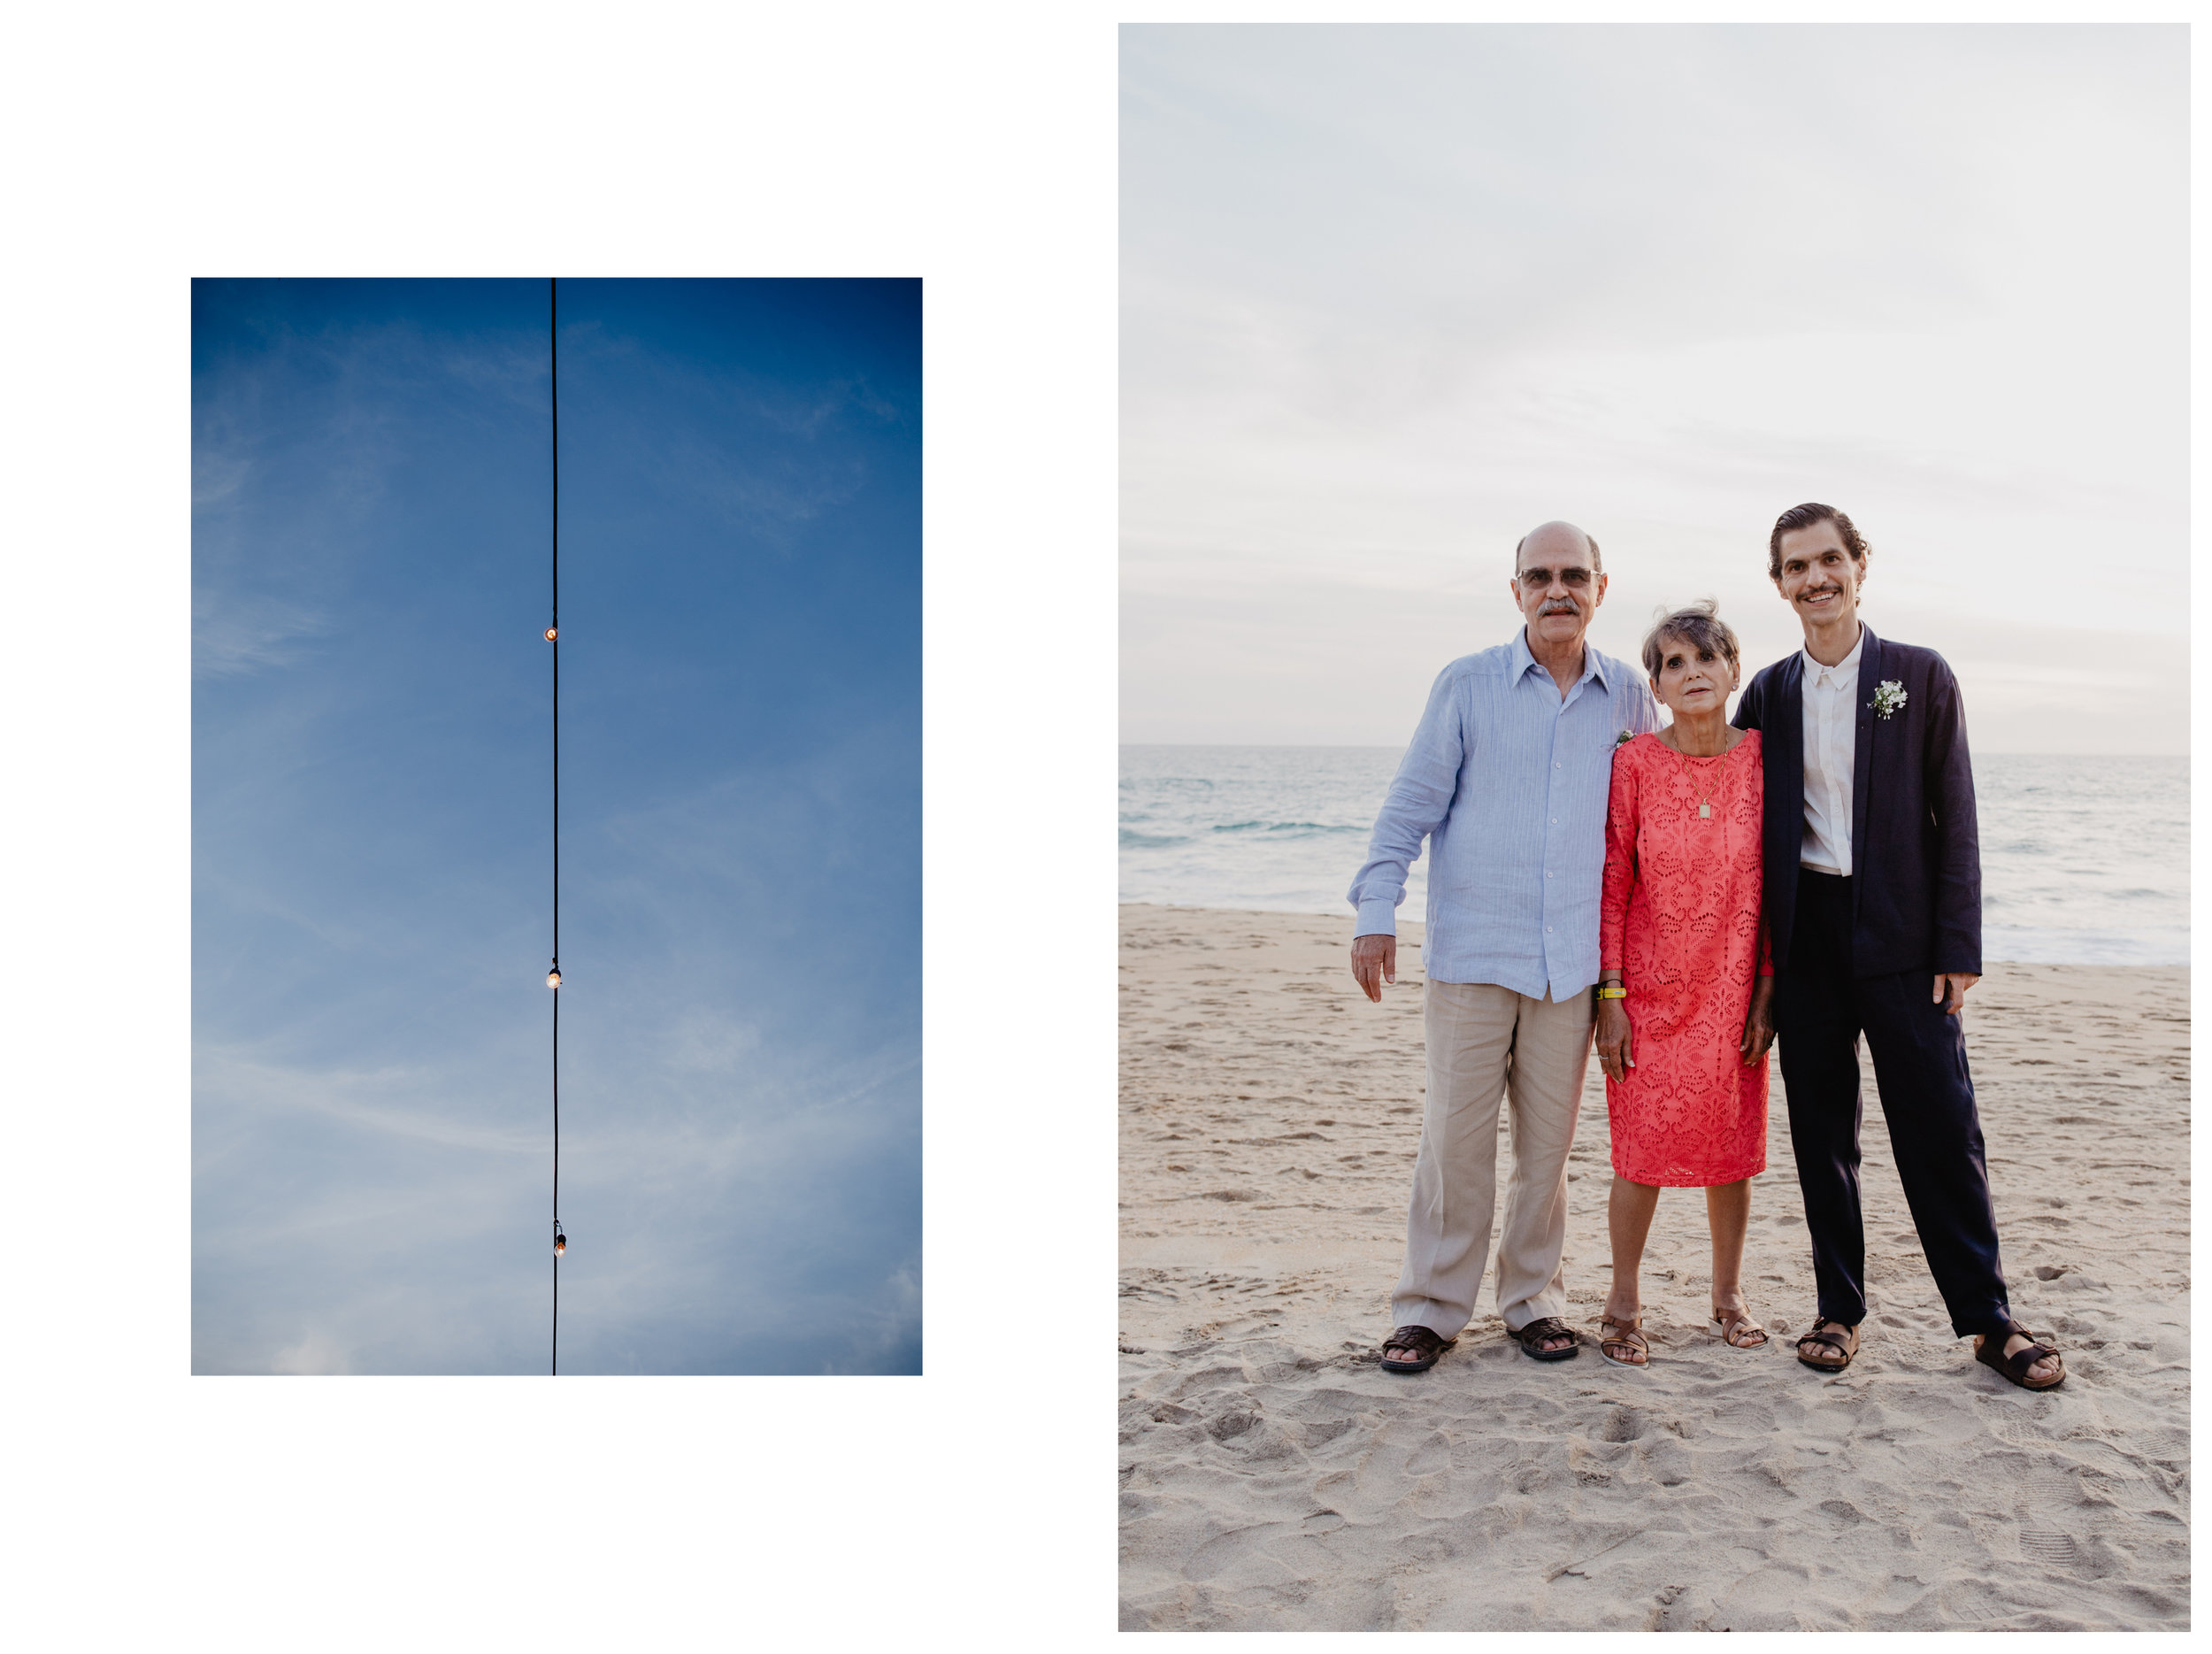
[
  {"xmin": 1615, "ymin": 728, "xmax": 1635, "ymax": 747},
  {"xmin": 1870, "ymin": 680, "xmax": 1908, "ymax": 719}
]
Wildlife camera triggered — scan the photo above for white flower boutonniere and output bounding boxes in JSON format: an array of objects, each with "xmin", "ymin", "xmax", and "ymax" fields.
[
  {"xmin": 1870, "ymin": 680, "xmax": 1908, "ymax": 720},
  {"xmin": 1615, "ymin": 728, "xmax": 1635, "ymax": 747}
]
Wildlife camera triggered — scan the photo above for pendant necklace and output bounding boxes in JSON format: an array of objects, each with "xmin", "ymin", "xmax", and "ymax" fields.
[{"xmin": 1684, "ymin": 742, "xmax": 1731, "ymax": 819}]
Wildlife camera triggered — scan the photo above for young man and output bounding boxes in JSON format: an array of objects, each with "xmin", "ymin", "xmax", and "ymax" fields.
[
  {"xmin": 1348, "ymin": 521, "xmax": 1660, "ymax": 1373},
  {"xmin": 1732, "ymin": 503, "xmax": 2062, "ymax": 1389}
]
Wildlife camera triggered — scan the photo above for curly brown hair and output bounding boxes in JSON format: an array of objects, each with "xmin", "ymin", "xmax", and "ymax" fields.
[{"xmin": 1767, "ymin": 503, "xmax": 1870, "ymax": 582}]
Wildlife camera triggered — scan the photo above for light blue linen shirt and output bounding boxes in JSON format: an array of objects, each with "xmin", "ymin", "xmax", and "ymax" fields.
[{"xmin": 1348, "ymin": 630, "xmax": 1660, "ymax": 999}]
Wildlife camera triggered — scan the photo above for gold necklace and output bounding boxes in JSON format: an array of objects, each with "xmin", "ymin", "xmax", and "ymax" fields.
[
  {"xmin": 1663, "ymin": 717, "xmax": 1739, "ymax": 817},
  {"xmin": 1677, "ymin": 741, "xmax": 1733, "ymax": 819}
]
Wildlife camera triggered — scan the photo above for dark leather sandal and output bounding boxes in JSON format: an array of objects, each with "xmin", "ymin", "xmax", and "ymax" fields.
[
  {"xmin": 1379, "ymin": 1324, "xmax": 1451, "ymax": 1374},
  {"xmin": 1975, "ymin": 1320, "xmax": 2066, "ymax": 1391},
  {"xmin": 1795, "ymin": 1319, "xmax": 1860, "ymax": 1371},
  {"xmin": 1511, "ymin": 1316, "xmax": 1580, "ymax": 1361}
]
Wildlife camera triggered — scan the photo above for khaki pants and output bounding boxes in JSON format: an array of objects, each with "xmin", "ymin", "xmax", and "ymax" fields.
[{"xmin": 1392, "ymin": 981, "xmax": 1594, "ymax": 1338}]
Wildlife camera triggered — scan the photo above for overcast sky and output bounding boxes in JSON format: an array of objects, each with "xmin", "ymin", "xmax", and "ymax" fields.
[
  {"xmin": 194, "ymin": 279, "xmax": 919, "ymax": 1374},
  {"xmin": 1121, "ymin": 24, "xmax": 2185, "ymax": 752}
]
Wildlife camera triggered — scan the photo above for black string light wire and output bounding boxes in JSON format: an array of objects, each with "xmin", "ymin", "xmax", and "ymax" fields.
[{"xmin": 546, "ymin": 276, "xmax": 565, "ymax": 1375}]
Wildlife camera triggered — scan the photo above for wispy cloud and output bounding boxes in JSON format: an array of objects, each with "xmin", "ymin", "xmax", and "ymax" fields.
[
  {"xmin": 191, "ymin": 590, "xmax": 331, "ymax": 679},
  {"xmin": 271, "ymin": 1327, "xmax": 352, "ymax": 1375},
  {"xmin": 196, "ymin": 1043, "xmax": 541, "ymax": 1158}
]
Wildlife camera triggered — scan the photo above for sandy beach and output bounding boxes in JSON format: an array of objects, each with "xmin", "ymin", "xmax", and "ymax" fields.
[{"xmin": 1118, "ymin": 904, "xmax": 2189, "ymax": 1632}]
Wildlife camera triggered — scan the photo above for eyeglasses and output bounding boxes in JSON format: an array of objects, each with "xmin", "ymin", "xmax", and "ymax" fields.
[{"xmin": 1515, "ymin": 565, "xmax": 1594, "ymax": 590}]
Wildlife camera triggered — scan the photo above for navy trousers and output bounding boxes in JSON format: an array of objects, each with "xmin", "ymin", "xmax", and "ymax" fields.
[{"xmin": 1773, "ymin": 870, "xmax": 2010, "ymax": 1338}]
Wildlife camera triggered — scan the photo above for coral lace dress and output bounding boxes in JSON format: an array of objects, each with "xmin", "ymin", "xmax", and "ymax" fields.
[{"xmin": 1598, "ymin": 729, "xmax": 1771, "ymax": 1187}]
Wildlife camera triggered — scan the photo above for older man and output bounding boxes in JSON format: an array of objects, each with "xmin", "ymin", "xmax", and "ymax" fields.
[{"xmin": 1350, "ymin": 522, "xmax": 1659, "ymax": 1373}]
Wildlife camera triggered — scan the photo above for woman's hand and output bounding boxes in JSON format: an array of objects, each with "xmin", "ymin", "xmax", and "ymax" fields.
[
  {"xmin": 1595, "ymin": 995, "xmax": 1633, "ymax": 1082},
  {"xmin": 1740, "ymin": 977, "xmax": 1776, "ymax": 1065}
]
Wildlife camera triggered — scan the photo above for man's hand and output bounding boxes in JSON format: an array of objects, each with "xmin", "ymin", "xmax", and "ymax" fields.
[
  {"xmin": 1932, "ymin": 972, "xmax": 1980, "ymax": 1016},
  {"xmin": 1740, "ymin": 977, "xmax": 1776, "ymax": 1065},
  {"xmin": 1351, "ymin": 934, "xmax": 1396, "ymax": 1003}
]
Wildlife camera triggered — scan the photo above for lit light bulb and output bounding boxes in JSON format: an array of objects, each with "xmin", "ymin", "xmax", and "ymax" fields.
[
  {"xmin": 554, "ymin": 1230, "xmax": 567, "ymax": 1256},
  {"xmin": 547, "ymin": 965, "xmax": 562, "ymax": 989},
  {"xmin": 544, "ymin": 627, "xmax": 558, "ymax": 642}
]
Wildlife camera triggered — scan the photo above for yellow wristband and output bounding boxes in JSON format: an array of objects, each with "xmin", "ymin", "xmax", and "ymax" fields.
[{"xmin": 1597, "ymin": 984, "xmax": 1626, "ymax": 999}]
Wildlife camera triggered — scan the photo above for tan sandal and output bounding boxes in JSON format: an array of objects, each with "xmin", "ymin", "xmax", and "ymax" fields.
[
  {"xmin": 1709, "ymin": 1305, "xmax": 1769, "ymax": 1349},
  {"xmin": 1598, "ymin": 1315, "xmax": 1648, "ymax": 1369}
]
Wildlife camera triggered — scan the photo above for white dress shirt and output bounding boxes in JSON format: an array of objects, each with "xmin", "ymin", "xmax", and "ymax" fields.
[{"xmin": 1799, "ymin": 628, "xmax": 1864, "ymax": 875}]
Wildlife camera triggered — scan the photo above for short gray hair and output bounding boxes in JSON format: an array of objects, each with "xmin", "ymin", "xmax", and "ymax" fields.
[{"xmin": 1640, "ymin": 600, "xmax": 1740, "ymax": 681}]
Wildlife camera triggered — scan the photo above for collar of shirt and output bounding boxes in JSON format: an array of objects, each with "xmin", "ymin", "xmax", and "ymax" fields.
[
  {"xmin": 1512, "ymin": 627, "xmax": 1608, "ymax": 700},
  {"xmin": 1801, "ymin": 627, "xmax": 1865, "ymax": 689}
]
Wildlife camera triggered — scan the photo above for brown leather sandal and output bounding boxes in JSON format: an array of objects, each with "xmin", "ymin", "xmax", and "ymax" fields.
[
  {"xmin": 1379, "ymin": 1324, "xmax": 1451, "ymax": 1374},
  {"xmin": 1795, "ymin": 1319, "xmax": 1859, "ymax": 1371},
  {"xmin": 1598, "ymin": 1316, "xmax": 1648, "ymax": 1368},
  {"xmin": 1974, "ymin": 1321, "xmax": 2065, "ymax": 1390}
]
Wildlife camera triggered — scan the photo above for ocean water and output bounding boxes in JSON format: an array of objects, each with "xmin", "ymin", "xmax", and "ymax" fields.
[{"xmin": 1121, "ymin": 746, "xmax": 2188, "ymax": 967}]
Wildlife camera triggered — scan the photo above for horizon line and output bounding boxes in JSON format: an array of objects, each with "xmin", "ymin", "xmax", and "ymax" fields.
[{"xmin": 1119, "ymin": 742, "xmax": 2188, "ymax": 758}]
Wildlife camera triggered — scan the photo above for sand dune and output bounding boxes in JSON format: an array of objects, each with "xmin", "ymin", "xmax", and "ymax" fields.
[{"xmin": 1118, "ymin": 904, "xmax": 2189, "ymax": 1632}]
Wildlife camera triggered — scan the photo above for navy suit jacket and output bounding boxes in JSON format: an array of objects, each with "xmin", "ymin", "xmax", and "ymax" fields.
[{"xmin": 1732, "ymin": 625, "xmax": 1982, "ymax": 979}]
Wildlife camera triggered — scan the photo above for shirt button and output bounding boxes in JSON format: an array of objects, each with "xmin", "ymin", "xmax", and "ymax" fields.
[
  {"xmin": 1555, "ymin": 762, "xmax": 1562, "ymax": 769},
  {"xmin": 1546, "ymin": 926, "xmax": 1554, "ymax": 934},
  {"xmin": 1546, "ymin": 871, "xmax": 1553, "ymax": 879}
]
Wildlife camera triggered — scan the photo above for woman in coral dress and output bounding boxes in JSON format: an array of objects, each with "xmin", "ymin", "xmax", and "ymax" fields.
[{"xmin": 1593, "ymin": 602, "xmax": 1776, "ymax": 1368}]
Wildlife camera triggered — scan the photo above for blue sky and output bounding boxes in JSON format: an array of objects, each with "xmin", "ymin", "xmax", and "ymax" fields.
[{"xmin": 193, "ymin": 278, "xmax": 920, "ymax": 1374}]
